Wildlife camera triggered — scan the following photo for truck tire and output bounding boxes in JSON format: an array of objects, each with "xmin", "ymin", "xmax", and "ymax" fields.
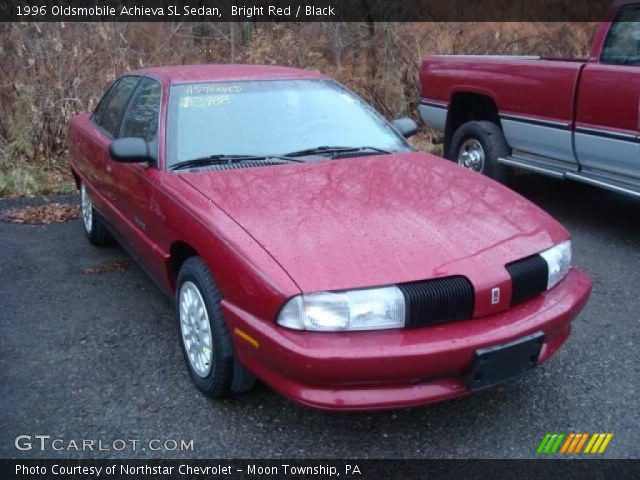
[
  {"xmin": 176, "ymin": 256, "xmax": 256, "ymax": 398},
  {"xmin": 80, "ymin": 183, "xmax": 114, "ymax": 246},
  {"xmin": 449, "ymin": 120, "xmax": 511, "ymax": 183}
]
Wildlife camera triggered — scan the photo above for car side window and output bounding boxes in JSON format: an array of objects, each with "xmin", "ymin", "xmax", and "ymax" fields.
[
  {"xmin": 99, "ymin": 76, "xmax": 140, "ymax": 137},
  {"xmin": 92, "ymin": 82, "xmax": 117, "ymax": 125},
  {"xmin": 601, "ymin": 4, "xmax": 640, "ymax": 66},
  {"xmin": 119, "ymin": 77, "xmax": 162, "ymax": 142}
]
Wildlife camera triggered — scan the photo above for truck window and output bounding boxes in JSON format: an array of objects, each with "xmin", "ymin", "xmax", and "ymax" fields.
[{"xmin": 600, "ymin": 4, "xmax": 640, "ymax": 66}]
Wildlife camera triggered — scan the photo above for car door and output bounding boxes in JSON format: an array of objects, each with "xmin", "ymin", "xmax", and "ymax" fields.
[
  {"xmin": 75, "ymin": 77, "xmax": 134, "ymax": 216},
  {"xmin": 89, "ymin": 76, "xmax": 141, "ymax": 211},
  {"xmin": 575, "ymin": 4, "xmax": 640, "ymax": 185},
  {"xmin": 109, "ymin": 76, "xmax": 167, "ymax": 283}
]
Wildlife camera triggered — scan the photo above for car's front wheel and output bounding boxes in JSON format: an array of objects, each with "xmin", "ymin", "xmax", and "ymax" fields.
[
  {"xmin": 176, "ymin": 257, "xmax": 256, "ymax": 398},
  {"xmin": 449, "ymin": 120, "xmax": 511, "ymax": 183},
  {"xmin": 80, "ymin": 183, "xmax": 114, "ymax": 246}
]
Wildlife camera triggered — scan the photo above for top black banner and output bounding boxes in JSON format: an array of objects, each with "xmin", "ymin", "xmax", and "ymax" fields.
[{"xmin": 0, "ymin": 0, "xmax": 618, "ymax": 22}]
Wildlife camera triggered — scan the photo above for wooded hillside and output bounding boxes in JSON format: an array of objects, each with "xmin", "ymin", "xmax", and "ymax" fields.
[{"xmin": 0, "ymin": 22, "xmax": 596, "ymax": 195}]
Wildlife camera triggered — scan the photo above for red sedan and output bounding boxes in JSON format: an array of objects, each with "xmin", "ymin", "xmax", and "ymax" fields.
[{"xmin": 68, "ymin": 64, "xmax": 592, "ymax": 411}]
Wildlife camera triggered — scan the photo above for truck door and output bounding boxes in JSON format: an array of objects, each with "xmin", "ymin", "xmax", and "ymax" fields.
[{"xmin": 575, "ymin": 4, "xmax": 640, "ymax": 185}]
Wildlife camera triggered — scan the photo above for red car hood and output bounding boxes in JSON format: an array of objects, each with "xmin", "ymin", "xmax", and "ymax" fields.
[{"xmin": 181, "ymin": 152, "xmax": 567, "ymax": 303}]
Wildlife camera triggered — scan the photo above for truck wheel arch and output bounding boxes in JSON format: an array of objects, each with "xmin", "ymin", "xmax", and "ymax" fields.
[{"xmin": 445, "ymin": 92, "xmax": 502, "ymax": 157}]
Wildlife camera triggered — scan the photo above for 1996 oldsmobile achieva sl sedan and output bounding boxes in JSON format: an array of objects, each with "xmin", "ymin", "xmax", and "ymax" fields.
[{"xmin": 68, "ymin": 64, "xmax": 592, "ymax": 411}]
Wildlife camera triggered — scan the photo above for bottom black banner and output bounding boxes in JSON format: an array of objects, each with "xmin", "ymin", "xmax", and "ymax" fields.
[{"xmin": 2, "ymin": 459, "xmax": 639, "ymax": 480}]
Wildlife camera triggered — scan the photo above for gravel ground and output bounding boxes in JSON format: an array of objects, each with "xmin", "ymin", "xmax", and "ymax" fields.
[{"xmin": 0, "ymin": 175, "xmax": 638, "ymax": 459}]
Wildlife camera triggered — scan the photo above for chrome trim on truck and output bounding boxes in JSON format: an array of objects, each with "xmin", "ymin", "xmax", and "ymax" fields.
[
  {"xmin": 565, "ymin": 172, "xmax": 640, "ymax": 198},
  {"xmin": 419, "ymin": 98, "xmax": 448, "ymax": 109},
  {"xmin": 498, "ymin": 152, "xmax": 640, "ymax": 198},
  {"xmin": 497, "ymin": 155, "xmax": 566, "ymax": 179},
  {"xmin": 575, "ymin": 126, "xmax": 639, "ymax": 143},
  {"xmin": 500, "ymin": 113, "xmax": 571, "ymax": 130}
]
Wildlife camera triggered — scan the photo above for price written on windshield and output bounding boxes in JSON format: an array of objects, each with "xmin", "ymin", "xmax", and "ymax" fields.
[{"xmin": 179, "ymin": 96, "xmax": 230, "ymax": 109}]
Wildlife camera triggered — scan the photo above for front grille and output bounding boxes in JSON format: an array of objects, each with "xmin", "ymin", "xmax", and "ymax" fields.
[
  {"xmin": 506, "ymin": 254, "xmax": 548, "ymax": 305},
  {"xmin": 398, "ymin": 276, "xmax": 474, "ymax": 328}
]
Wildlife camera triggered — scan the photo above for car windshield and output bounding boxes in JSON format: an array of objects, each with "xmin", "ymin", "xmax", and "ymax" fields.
[{"xmin": 167, "ymin": 79, "xmax": 410, "ymax": 167}]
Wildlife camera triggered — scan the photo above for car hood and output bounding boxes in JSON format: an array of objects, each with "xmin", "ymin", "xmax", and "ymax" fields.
[{"xmin": 180, "ymin": 152, "xmax": 567, "ymax": 301}]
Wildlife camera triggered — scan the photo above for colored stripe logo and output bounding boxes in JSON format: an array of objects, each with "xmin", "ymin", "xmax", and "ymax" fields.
[{"xmin": 537, "ymin": 433, "xmax": 613, "ymax": 454}]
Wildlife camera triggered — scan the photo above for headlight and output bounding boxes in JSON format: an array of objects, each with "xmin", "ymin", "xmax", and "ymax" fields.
[
  {"xmin": 277, "ymin": 286, "xmax": 405, "ymax": 332},
  {"xmin": 540, "ymin": 240, "xmax": 572, "ymax": 289}
]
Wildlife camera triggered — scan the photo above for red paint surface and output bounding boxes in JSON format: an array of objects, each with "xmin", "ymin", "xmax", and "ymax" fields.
[
  {"xmin": 69, "ymin": 64, "xmax": 592, "ymax": 410},
  {"xmin": 181, "ymin": 152, "xmax": 568, "ymax": 318},
  {"xmin": 420, "ymin": 56, "xmax": 584, "ymax": 123},
  {"xmin": 128, "ymin": 63, "xmax": 329, "ymax": 85},
  {"xmin": 576, "ymin": 63, "xmax": 640, "ymax": 136},
  {"xmin": 225, "ymin": 269, "xmax": 591, "ymax": 411},
  {"xmin": 420, "ymin": 1, "xmax": 639, "ymax": 135}
]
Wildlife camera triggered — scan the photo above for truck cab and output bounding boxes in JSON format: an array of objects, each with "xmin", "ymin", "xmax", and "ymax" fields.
[{"xmin": 419, "ymin": 1, "xmax": 640, "ymax": 198}]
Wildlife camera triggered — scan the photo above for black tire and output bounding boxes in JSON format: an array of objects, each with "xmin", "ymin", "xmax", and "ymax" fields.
[
  {"xmin": 80, "ymin": 183, "xmax": 114, "ymax": 246},
  {"xmin": 449, "ymin": 120, "xmax": 511, "ymax": 183},
  {"xmin": 176, "ymin": 256, "xmax": 256, "ymax": 398}
]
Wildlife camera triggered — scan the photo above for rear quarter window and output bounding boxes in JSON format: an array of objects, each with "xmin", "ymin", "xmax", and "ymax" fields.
[
  {"xmin": 92, "ymin": 84, "xmax": 115, "ymax": 125},
  {"xmin": 98, "ymin": 76, "xmax": 140, "ymax": 137},
  {"xmin": 119, "ymin": 78, "xmax": 162, "ymax": 142}
]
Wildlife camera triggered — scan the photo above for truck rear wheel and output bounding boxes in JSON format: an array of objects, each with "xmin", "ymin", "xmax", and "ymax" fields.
[{"xmin": 449, "ymin": 121, "xmax": 511, "ymax": 183}]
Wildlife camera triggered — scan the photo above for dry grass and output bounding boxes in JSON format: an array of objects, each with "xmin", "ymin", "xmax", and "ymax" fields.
[
  {"xmin": 0, "ymin": 161, "xmax": 75, "ymax": 197},
  {"xmin": 0, "ymin": 22, "xmax": 597, "ymax": 196}
]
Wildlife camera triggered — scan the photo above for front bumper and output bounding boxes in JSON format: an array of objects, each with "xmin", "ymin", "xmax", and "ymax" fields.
[{"xmin": 223, "ymin": 268, "xmax": 592, "ymax": 411}]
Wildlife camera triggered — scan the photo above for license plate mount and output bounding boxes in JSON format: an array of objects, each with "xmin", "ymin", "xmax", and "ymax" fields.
[{"xmin": 465, "ymin": 332, "xmax": 544, "ymax": 391}]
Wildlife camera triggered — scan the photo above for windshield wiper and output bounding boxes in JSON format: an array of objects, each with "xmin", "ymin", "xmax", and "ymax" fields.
[
  {"xmin": 171, "ymin": 147, "xmax": 388, "ymax": 170},
  {"xmin": 171, "ymin": 154, "xmax": 275, "ymax": 171},
  {"xmin": 281, "ymin": 146, "xmax": 391, "ymax": 158}
]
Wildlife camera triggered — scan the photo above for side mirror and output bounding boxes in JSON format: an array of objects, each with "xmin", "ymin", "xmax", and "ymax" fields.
[
  {"xmin": 109, "ymin": 137, "xmax": 151, "ymax": 163},
  {"xmin": 392, "ymin": 117, "xmax": 418, "ymax": 138}
]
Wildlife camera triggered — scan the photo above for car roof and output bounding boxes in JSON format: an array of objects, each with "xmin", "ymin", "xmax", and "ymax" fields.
[{"xmin": 125, "ymin": 64, "xmax": 330, "ymax": 84}]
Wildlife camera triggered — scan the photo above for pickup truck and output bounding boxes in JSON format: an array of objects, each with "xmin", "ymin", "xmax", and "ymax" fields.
[{"xmin": 419, "ymin": 0, "xmax": 640, "ymax": 198}]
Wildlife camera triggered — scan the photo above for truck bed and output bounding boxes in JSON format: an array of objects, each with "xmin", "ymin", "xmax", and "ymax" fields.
[{"xmin": 420, "ymin": 55, "xmax": 586, "ymax": 122}]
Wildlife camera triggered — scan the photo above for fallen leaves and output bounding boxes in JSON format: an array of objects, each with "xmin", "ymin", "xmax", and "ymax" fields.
[
  {"xmin": 0, "ymin": 203, "xmax": 80, "ymax": 224},
  {"xmin": 80, "ymin": 261, "xmax": 131, "ymax": 275}
]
